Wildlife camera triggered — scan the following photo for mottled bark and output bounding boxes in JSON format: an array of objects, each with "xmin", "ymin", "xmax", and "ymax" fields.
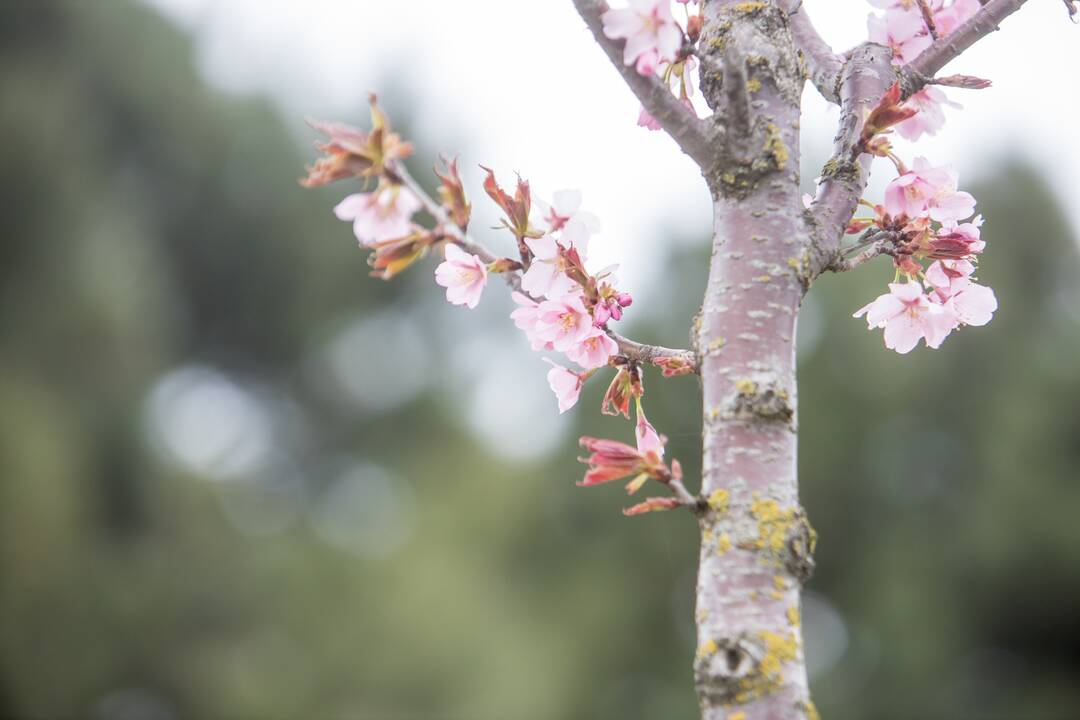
[{"xmin": 692, "ymin": 3, "xmax": 814, "ymax": 719}]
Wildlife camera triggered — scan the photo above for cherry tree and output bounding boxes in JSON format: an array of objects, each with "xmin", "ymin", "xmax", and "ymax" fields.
[{"xmin": 301, "ymin": 1, "xmax": 1076, "ymax": 717}]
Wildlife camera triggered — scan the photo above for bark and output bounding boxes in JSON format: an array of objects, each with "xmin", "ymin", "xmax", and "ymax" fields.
[{"xmin": 692, "ymin": 3, "xmax": 814, "ymax": 719}]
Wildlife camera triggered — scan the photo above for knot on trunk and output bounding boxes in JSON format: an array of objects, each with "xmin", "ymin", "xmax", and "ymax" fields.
[
  {"xmin": 731, "ymin": 379, "xmax": 794, "ymax": 424},
  {"xmin": 784, "ymin": 509, "xmax": 817, "ymax": 584},
  {"xmin": 738, "ymin": 497, "xmax": 816, "ymax": 582},
  {"xmin": 694, "ymin": 629, "xmax": 802, "ymax": 707}
]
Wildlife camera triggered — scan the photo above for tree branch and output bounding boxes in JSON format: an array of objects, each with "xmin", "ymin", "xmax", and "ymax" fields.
[
  {"xmin": 393, "ymin": 161, "xmax": 698, "ymax": 374},
  {"xmin": 806, "ymin": 42, "xmax": 895, "ymax": 275},
  {"xmin": 900, "ymin": 0, "xmax": 1031, "ymax": 94},
  {"xmin": 571, "ymin": 0, "xmax": 719, "ymax": 170},
  {"xmin": 782, "ymin": 0, "xmax": 843, "ymax": 103},
  {"xmin": 826, "ymin": 230, "xmax": 899, "ymax": 273}
]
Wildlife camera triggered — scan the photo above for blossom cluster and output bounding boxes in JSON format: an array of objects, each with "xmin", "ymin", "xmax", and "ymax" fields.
[
  {"xmin": 843, "ymin": 0, "xmax": 998, "ymax": 353},
  {"xmin": 303, "ymin": 96, "xmax": 685, "ymax": 515},
  {"xmin": 867, "ymin": 0, "xmax": 980, "ymax": 140},
  {"xmin": 851, "ymin": 153, "xmax": 996, "ymax": 353},
  {"xmin": 600, "ymin": 0, "xmax": 703, "ymax": 131}
]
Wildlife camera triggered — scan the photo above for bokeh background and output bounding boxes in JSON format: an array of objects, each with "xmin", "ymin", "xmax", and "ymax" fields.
[{"xmin": 3, "ymin": 1, "xmax": 1079, "ymax": 719}]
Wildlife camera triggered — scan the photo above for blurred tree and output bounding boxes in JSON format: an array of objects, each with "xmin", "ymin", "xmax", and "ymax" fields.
[{"xmin": 0, "ymin": 1, "xmax": 1077, "ymax": 719}]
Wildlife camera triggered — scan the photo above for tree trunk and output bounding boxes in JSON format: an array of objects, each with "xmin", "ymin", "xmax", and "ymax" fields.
[{"xmin": 692, "ymin": 3, "xmax": 815, "ymax": 718}]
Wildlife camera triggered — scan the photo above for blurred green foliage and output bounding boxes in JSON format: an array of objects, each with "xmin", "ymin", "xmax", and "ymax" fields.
[{"xmin": 2, "ymin": 2, "xmax": 1079, "ymax": 719}]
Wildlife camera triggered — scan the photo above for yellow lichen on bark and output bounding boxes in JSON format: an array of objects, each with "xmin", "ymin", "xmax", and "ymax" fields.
[
  {"xmin": 707, "ymin": 489, "xmax": 731, "ymax": 514},
  {"xmin": 717, "ymin": 532, "xmax": 732, "ymax": 555},
  {"xmin": 763, "ymin": 123, "xmax": 789, "ymax": 169},
  {"xmin": 746, "ymin": 495, "xmax": 800, "ymax": 557}
]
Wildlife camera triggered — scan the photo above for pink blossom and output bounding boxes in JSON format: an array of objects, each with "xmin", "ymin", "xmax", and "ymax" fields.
[
  {"xmin": 935, "ymin": 0, "xmax": 981, "ymax": 36},
  {"xmin": 638, "ymin": 97, "xmax": 694, "ymax": 131},
  {"xmin": 854, "ymin": 282, "xmax": 957, "ymax": 353},
  {"xmin": 942, "ymin": 282, "xmax": 997, "ymax": 326},
  {"xmin": 333, "ymin": 186, "xmax": 421, "ymax": 245},
  {"xmin": 638, "ymin": 106, "xmax": 663, "ymax": 131},
  {"xmin": 578, "ymin": 416, "xmax": 672, "ymax": 488},
  {"xmin": 602, "ymin": 0, "xmax": 683, "ymax": 70},
  {"xmin": 535, "ymin": 294, "xmax": 594, "ymax": 352},
  {"xmin": 926, "ymin": 261, "xmax": 997, "ymax": 326},
  {"xmin": 533, "ymin": 190, "xmax": 601, "ymax": 252},
  {"xmin": 928, "ymin": 216, "xmax": 985, "ymax": 259},
  {"xmin": 593, "ymin": 291, "xmax": 633, "ymax": 326},
  {"xmin": 635, "ymin": 411, "xmax": 664, "ymax": 462},
  {"xmin": 868, "ymin": 8, "xmax": 933, "ymax": 65},
  {"xmin": 884, "ymin": 158, "xmax": 975, "ymax": 224},
  {"xmin": 544, "ymin": 359, "xmax": 585, "ymax": 414},
  {"xmin": 884, "ymin": 165, "xmax": 938, "ymax": 220},
  {"xmin": 510, "ymin": 291, "xmax": 552, "ymax": 351},
  {"xmin": 434, "ymin": 243, "xmax": 487, "ymax": 309},
  {"xmin": 635, "ymin": 48, "xmax": 661, "ymax": 76},
  {"xmin": 925, "ymin": 258, "xmax": 976, "ymax": 293},
  {"xmin": 566, "ymin": 328, "xmax": 619, "ymax": 369},
  {"xmin": 521, "ymin": 235, "xmax": 579, "ymax": 299},
  {"xmin": 895, "ymin": 87, "xmax": 961, "ymax": 141}
]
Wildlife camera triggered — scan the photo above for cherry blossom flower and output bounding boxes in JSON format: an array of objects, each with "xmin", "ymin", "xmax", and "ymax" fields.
[
  {"xmin": 535, "ymin": 294, "xmax": 594, "ymax": 352},
  {"xmin": 637, "ymin": 95, "xmax": 695, "ymax": 132},
  {"xmin": 868, "ymin": 8, "xmax": 933, "ymax": 65},
  {"xmin": 925, "ymin": 260, "xmax": 997, "ymax": 326},
  {"xmin": 941, "ymin": 282, "xmax": 997, "ymax": 326},
  {"xmin": 602, "ymin": 0, "xmax": 684, "ymax": 69},
  {"xmin": 510, "ymin": 292, "xmax": 551, "ymax": 351},
  {"xmin": 593, "ymin": 290, "xmax": 633, "ymax": 326},
  {"xmin": 333, "ymin": 186, "xmax": 421, "ymax": 245},
  {"xmin": 635, "ymin": 411, "xmax": 664, "ymax": 462},
  {"xmin": 925, "ymin": 258, "xmax": 975, "ymax": 293},
  {"xmin": 544, "ymin": 359, "xmax": 585, "ymax": 413},
  {"xmin": 928, "ymin": 216, "xmax": 985, "ymax": 259},
  {"xmin": 854, "ymin": 282, "xmax": 957, "ymax": 353},
  {"xmin": 533, "ymin": 190, "xmax": 602, "ymax": 253},
  {"xmin": 895, "ymin": 87, "xmax": 961, "ymax": 141},
  {"xmin": 578, "ymin": 411, "xmax": 671, "ymax": 488},
  {"xmin": 635, "ymin": 48, "xmax": 661, "ymax": 77},
  {"xmin": 884, "ymin": 158, "xmax": 974, "ymax": 224},
  {"xmin": 434, "ymin": 243, "xmax": 487, "ymax": 309},
  {"xmin": 566, "ymin": 328, "xmax": 619, "ymax": 370},
  {"xmin": 520, "ymin": 235, "xmax": 579, "ymax": 299}
]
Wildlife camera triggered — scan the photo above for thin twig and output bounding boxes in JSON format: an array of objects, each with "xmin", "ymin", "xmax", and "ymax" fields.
[
  {"xmin": 668, "ymin": 476, "xmax": 703, "ymax": 512},
  {"xmin": 916, "ymin": 0, "xmax": 941, "ymax": 40},
  {"xmin": 782, "ymin": 0, "xmax": 843, "ymax": 103},
  {"xmin": 394, "ymin": 161, "xmax": 698, "ymax": 373}
]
